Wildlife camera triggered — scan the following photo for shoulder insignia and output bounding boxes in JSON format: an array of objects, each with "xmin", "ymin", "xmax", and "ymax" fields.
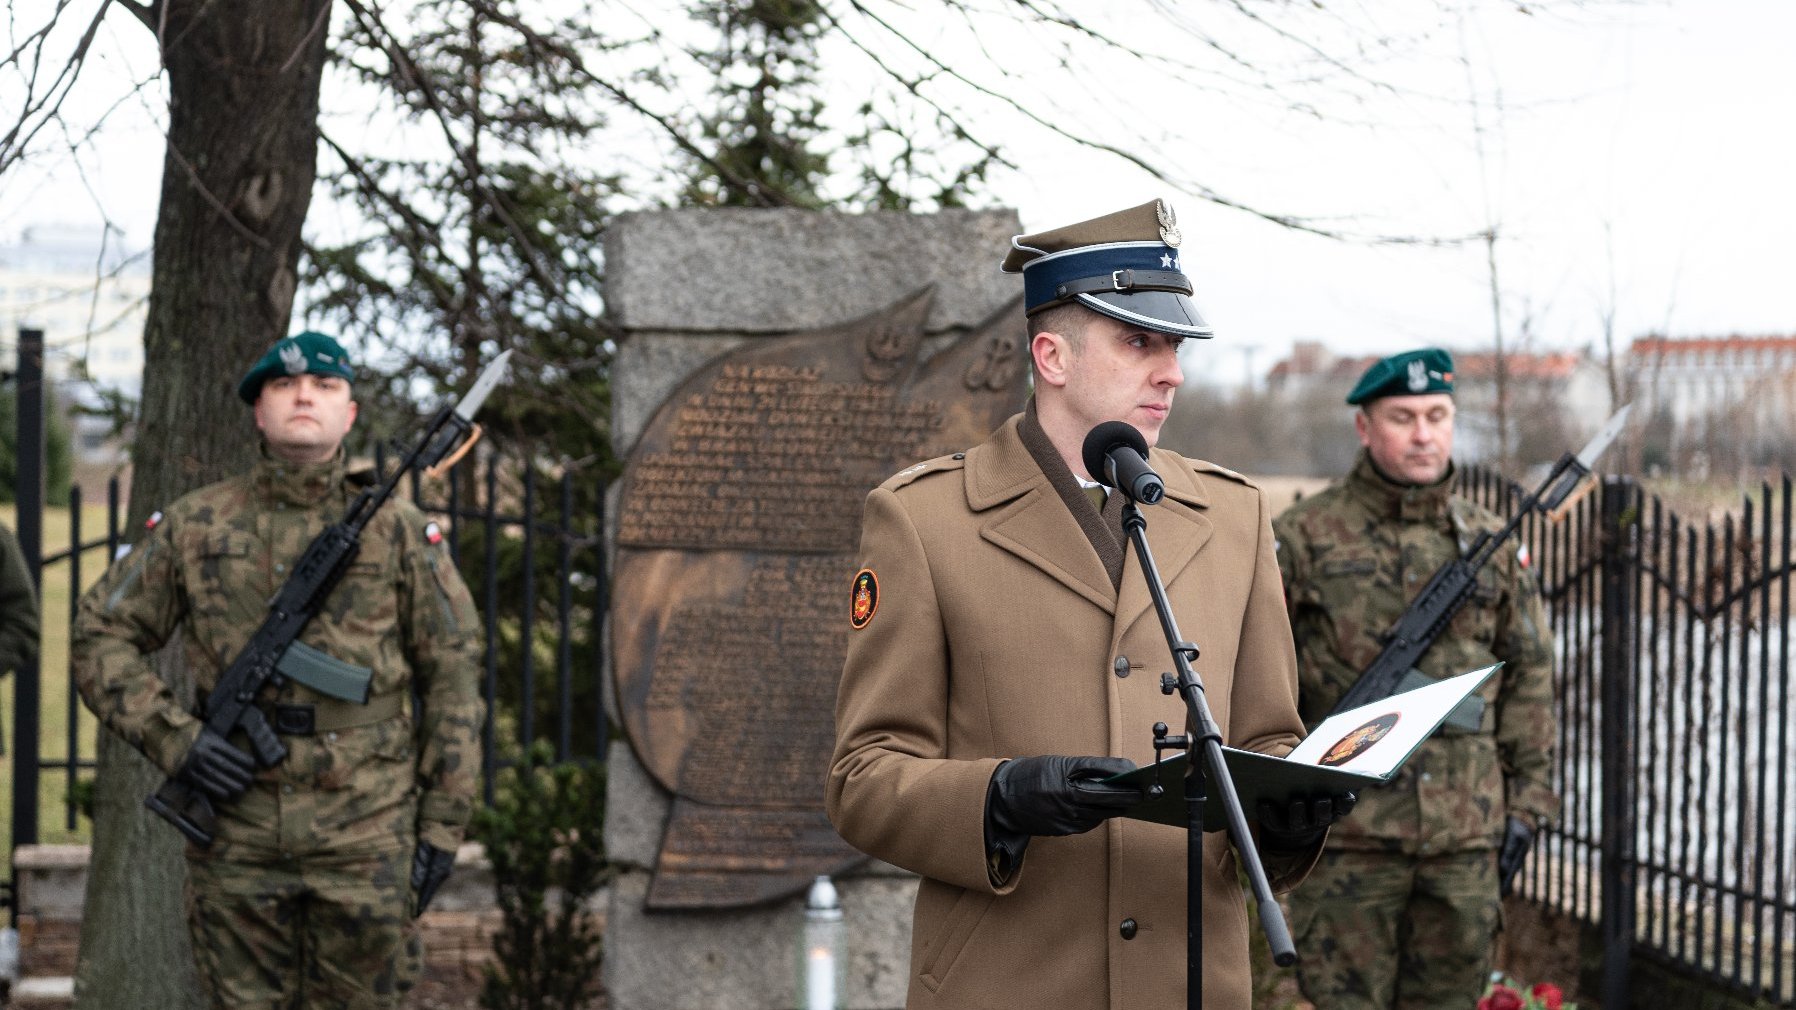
[
  {"xmin": 1517, "ymin": 542, "xmax": 1531, "ymax": 569},
  {"xmin": 881, "ymin": 453, "xmax": 966, "ymax": 491},
  {"xmin": 144, "ymin": 510, "xmax": 163, "ymax": 530},
  {"xmin": 1190, "ymin": 459, "xmax": 1254, "ymax": 488},
  {"xmin": 425, "ymin": 521, "xmax": 444, "ymax": 546},
  {"xmin": 850, "ymin": 568, "xmax": 879, "ymax": 629}
]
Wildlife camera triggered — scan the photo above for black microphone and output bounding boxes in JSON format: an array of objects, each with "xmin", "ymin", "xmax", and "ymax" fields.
[{"xmin": 1081, "ymin": 421, "xmax": 1165, "ymax": 505}]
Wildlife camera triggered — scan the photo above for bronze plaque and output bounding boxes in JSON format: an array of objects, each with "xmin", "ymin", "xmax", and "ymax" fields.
[{"xmin": 613, "ymin": 287, "xmax": 1028, "ymax": 909}]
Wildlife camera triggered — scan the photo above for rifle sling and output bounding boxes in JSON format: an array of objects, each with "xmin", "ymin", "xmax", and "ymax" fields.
[{"xmin": 257, "ymin": 692, "xmax": 406, "ymax": 736}]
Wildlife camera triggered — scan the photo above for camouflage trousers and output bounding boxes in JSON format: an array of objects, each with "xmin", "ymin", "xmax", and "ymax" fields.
[
  {"xmin": 186, "ymin": 845, "xmax": 421, "ymax": 1010},
  {"xmin": 1288, "ymin": 847, "xmax": 1500, "ymax": 1010}
]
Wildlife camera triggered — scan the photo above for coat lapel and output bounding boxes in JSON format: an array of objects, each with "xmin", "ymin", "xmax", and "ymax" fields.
[
  {"xmin": 1113, "ymin": 450, "xmax": 1213, "ymax": 645},
  {"xmin": 967, "ymin": 416, "xmax": 1117, "ymax": 615}
]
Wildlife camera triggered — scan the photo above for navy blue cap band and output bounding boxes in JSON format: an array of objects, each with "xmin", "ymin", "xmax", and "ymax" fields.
[{"xmin": 1021, "ymin": 241, "xmax": 1188, "ymax": 314}]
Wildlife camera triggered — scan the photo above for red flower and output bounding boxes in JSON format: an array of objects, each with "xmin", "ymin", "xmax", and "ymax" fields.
[
  {"xmin": 1529, "ymin": 982, "xmax": 1565, "ymax": 1010},
  {"xmin": 1479, "ymin": 984, "xmax": 1525, "ymax": 1010}
]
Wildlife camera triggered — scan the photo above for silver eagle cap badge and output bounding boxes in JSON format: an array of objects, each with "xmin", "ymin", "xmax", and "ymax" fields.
[
  {"xmin": 1156, "ymin": 200, "xmax": 1182, "ymax": 248},
  {"xmin": 279, "ymin": 342, "xmax": 307, "ymax": 375}
]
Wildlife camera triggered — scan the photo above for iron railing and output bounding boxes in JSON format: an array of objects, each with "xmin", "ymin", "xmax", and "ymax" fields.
[{"xmin": 1462, "ymin": 464, "xmax": 1796, "ymax": 1008}]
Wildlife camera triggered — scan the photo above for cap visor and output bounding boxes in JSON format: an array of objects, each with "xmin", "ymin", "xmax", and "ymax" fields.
[{"xmin": 1077, "ymin": 290, "xmax": 1213, "ymax": 339}]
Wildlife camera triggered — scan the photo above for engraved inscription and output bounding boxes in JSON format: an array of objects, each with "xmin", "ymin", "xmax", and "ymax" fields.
[
  {"xmin": 618, "ymin": 363, "xmax": 944, "ymax": 552},
  {"xmin": 647, "ymin": 557, "xmax": 843, "ymax": 805}
]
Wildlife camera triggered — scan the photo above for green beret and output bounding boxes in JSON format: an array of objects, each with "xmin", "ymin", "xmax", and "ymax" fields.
[
  {"xmin": 237, "ymin": 331, "xmax": 356, "ymax": 404},
  {"xmin": 1346, "ymin": 348, "xmax": 1455, "ymax": 405}
]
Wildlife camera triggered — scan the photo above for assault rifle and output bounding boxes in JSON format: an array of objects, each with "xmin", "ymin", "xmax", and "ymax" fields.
[
  {"xmin": 1330, "ymin": 404, "xmax": 1631, "ymax": 716},
  {"xmin": 146, "ymin": 351, "xmax": 512, "ymax": 846}
]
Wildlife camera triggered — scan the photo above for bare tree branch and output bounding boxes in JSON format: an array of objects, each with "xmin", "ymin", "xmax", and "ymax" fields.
[
  {"xmin": 0, "ymin": 0, "xmax": 113, "ymax": 176},
  {"xmin": 315, "ymin": 129, "xmax": 462, "ymax": 309},
  {"xmin": 342, "ymin": 0, "xmax": 576, "ymax": 296},
  {"xmin": 836, "ymin": 0, "xmax": 1397, "ymax": 241},
  {"xmin": 472, "ymin": 2, "xmax": 786, "ymax": 208},
  {"xmin": 165, "ymin": 141, "xmax": 271, "ymax": 248},
  {"xmin": 278, "ymin": 0, "xmax": 333, "ymax": 75}
]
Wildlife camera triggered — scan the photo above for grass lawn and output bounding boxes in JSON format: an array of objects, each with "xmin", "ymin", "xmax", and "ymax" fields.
[{"xmin": 2, "ymin": 502, "xmax": 122, "ymax": 878}]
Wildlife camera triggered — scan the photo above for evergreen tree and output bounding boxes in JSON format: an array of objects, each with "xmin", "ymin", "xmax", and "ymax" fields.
[
  {"xmin": 0, "ymin": 384, "xmax": 73, "ymax": 507},
  {"xmin": 311, "ymin": 0, "xmax": 616, "ymax": 473},
  {"xmin": 683, "ymin": 0, "xmax": 832, "ymax": 208}
]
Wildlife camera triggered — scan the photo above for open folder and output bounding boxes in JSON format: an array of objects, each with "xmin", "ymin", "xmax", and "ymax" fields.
[{"xmin": 1105, "ymin": 663, "xmax": 1502, "ymax": 831}]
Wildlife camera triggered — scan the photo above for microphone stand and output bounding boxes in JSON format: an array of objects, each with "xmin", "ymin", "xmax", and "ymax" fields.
[{"xmin": 1120, "ymin": 499, "xmax": 1296, "ymax": 1010}]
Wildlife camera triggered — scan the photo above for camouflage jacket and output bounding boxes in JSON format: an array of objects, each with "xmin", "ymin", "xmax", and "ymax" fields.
[
  {"xmin": 1273, "ymin": 451, "xmax": 1558, "ymax": 854},
  {"xmin": 72, "ymin": 450, "xmax": 484, "ymax": 856},
  {"xmin": 0, "ymin": 522, "xmax": 39, "ymax": 678}
]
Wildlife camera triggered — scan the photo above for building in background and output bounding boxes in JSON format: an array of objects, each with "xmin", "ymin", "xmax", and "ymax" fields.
[
  {"xmin": 1626, "ymin": 334, "xmax": 1796, "ymax": 478},
  {"xmin": 0, "ymin": 223, "xmax": 147, "ymax": 469},
  {"xmin": 1447, "ymin": 349, "xmax": 1612, "ymax": 464}
]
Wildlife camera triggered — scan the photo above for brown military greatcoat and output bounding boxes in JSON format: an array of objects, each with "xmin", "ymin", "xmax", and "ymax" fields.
[{"xmin": 827, "ymin": 412, "xmax": 1315, "ymax": 1010}]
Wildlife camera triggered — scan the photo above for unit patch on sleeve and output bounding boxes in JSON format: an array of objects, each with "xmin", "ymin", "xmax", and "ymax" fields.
[{"xmin": 850, "ymin": 568, "xmax": 879, "ymax": 630}]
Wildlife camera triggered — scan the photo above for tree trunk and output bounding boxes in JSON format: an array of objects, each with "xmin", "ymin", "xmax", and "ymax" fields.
[{"xmin": 73, "ymin": 2, "xmax": 333, "ymax": 1005}]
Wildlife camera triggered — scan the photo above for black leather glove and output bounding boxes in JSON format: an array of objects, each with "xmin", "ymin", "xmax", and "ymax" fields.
[
  {"xmin": 1256, "ymin": 789, "xmax": 1358, "ymax": 850},
  {"xmin": 178, "ymin": 727, "xmax": 255, "ymax": 804},
  {"xmin": 1497, "ymin": 814, "xmax": 1536, "ymax": 897},
  {"xmin": 987, "ymin": 755, "xmax": 1143, "ymax": 839},
  {"xmin": 411, "ymin": 841, "xmax": 457, "ymax": 917}
]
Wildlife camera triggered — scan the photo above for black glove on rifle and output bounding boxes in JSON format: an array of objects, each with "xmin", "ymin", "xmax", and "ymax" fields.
[
  {"xmin": 987, "ymin": 755, "xmax": 1143, "ymax": 839},
  {"xmin": 1256, "ymin": 789, "xmax": 1358, "ymax": 850},
  {"xmin": 1497, "ymin": 814, "xmax": 1536, "ymax": 897},
  {"xmin": 178, "ymin": 727, "xmax": 256, "ymax": 804},
  {"xmin": 411, "ymin": 841, "xmax": 457, "ymax": 917}
]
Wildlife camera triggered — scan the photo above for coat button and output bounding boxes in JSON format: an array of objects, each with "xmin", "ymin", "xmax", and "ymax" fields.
[
  {"xmin": 952, "ymin": 453, "xmax": 966, "ymax": 460},
  {"xmin": 1113, "ymin": 656, "xmax": 1131, "ymax": 678},
  {"xmin": 1119, "ymin": 918, "xmax": 1138, "ymax": 940}
]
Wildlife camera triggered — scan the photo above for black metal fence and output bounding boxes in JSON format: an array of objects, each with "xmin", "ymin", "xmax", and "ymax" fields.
[
  {"xmin": 8, "ymin": 327, "xmax": 610, "ymax": 855},
  {"xmin": 1462, "ymin": 465, "xmax": 1796, "ymax": 1009}
]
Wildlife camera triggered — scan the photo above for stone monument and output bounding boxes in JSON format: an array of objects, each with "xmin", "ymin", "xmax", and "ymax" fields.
[{"xmin": 604, "ymin": 208, "xmax": 1028, "ymax": 1010}]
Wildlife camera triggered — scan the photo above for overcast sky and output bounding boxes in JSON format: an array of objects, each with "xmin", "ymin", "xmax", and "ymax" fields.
[
  {"xmin": 991, "ymin": 0, "xmax": 1796, "ymax": 386},
  {"xmin": 3, "ymin": 0, "xmax": 1790, "ymax": 388}
]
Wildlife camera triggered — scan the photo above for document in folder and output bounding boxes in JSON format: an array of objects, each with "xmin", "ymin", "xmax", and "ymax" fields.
[{"xmin": 1107, "ymin": 663, "xmax": 1502, "ymax": 831}]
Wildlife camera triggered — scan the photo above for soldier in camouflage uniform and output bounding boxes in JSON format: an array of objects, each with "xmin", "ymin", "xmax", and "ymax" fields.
[
  {"xmin": 0, "ymin": 521, "xmax": 41, "ymax": 753},
  {"xmin": 73, "ymin": 331, "xmax": 485, "ymax": 1009},
  {"xmin": 1273, "ymin": 348, "xmax": 1558, "ymax": 1010}
]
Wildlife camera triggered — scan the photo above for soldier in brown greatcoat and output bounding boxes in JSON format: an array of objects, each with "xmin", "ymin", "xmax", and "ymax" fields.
[
  {"xmin": 1274, "ymin": 348, "xmax": 1559, "ymax": 1010},
  {"xmin": 827, "ymin": 201, "xmax": 1351, "ymax": 1010}
]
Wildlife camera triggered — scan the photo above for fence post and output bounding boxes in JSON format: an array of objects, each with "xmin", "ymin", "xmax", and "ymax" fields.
[
  {"xmin": 1599, "ymin": 475, "xmax": 1637, "ymax": 1006},
  {"xmin": 12, "ymin": 327, "xmax": 45, "ymax": 851}
]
